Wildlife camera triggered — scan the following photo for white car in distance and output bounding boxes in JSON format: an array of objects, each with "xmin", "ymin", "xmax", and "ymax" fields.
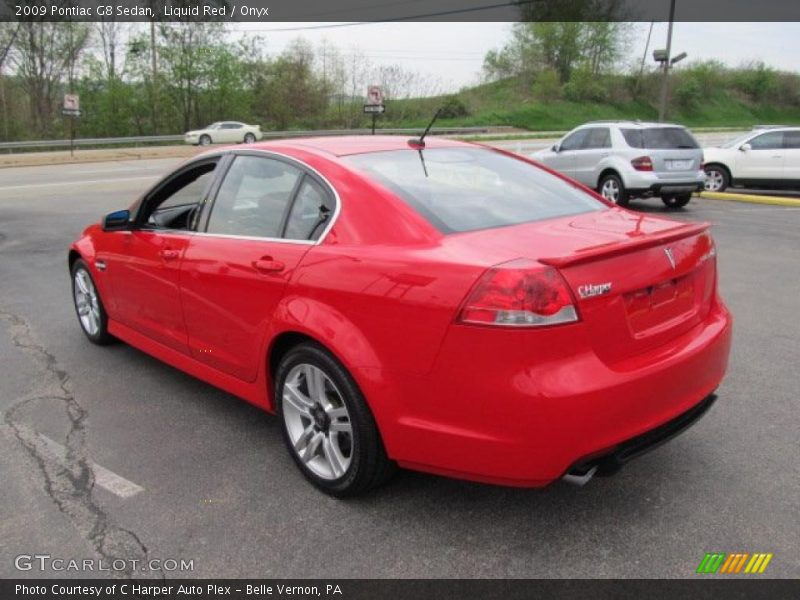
[
  {"xmin": 184, "ymin": 122, "xmax": 262, "ymax": 146},
  {"xmin": 703, "ymin": 126, "xmax": 800, "ymax": 192}
]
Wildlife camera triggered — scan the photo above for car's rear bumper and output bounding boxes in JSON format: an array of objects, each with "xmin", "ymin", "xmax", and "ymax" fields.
[
  {"xmin": 374, "ymin": 299, "xmax": 732, "ymax": 488},
  {"xmin": 625, "ymin": 170, "xmax": 706, "ymax": 197}
]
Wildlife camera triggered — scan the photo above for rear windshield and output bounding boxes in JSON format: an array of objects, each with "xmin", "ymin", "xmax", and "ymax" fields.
[
  {"xmin": 621, "ymin": 127, "xmax": 699, "ymax": 149},
  {"xmin": 343, "ymin": 148, "xmax": 603, "ymax": 234}
]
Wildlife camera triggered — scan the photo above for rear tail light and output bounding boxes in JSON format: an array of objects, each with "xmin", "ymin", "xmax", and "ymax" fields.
[
  {"xmin": 458, "ymin": 259, "xmax": 579, "ymax": 327},
  {"xmin": 631, "ymin": 156, "xmax": 654, "ymax": 171}
]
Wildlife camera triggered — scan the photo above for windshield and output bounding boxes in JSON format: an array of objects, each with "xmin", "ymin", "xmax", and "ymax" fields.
[
  {"xmin": 621, "ymin": 127, "xmax": 699, "ymax": 149},
  {"xmin": 206, "ymin": 122, "xmax": 222, "ymax": 130},
  {"xmin": 343, "ymin": 147, "xmax": 603, "ymax": 234},
  {"xmin": 720, "ymin": 132, "xmax": 755, "ymax": 148}
]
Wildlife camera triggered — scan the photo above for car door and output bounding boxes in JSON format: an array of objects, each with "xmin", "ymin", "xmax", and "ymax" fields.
[
  {"xmin": 736, "ymin": 130, "xmax": 784, "ymax": 182},
  {"xmin": 180, "ymin": 153, "xmax": 336, "ymax": 382},
  {"xmin": 571, "ymin": 127, "xmax": 611, "ymax": 186},
  {"xmin": 221, "ymin": 122, "xmax": 243, "ymax": 142},
  {"xmin": 544, "ymin": 129, "xmax": 588, "ymax": 180},
  {"xmin": 781, "ymin": 130, "xmax": 800, "ymax": 184},
  {"xmin": 100, "ymin": 159, "xmax": 219, "ymax": 354}
]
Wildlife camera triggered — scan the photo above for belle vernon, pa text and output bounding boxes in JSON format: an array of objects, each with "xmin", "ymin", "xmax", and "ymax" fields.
[
  {"xmin": 16, "ymin": 583, "xmax": 343, "ymax": 597},
  {"xmin": 21, "ymin": 4, "xmax": 270, "ymax": 18}
]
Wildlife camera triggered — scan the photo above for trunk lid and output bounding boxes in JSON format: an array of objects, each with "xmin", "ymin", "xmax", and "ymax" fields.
[{"xmin": 442, "ymin": 208, "xmax": 717, "ymax": 363}]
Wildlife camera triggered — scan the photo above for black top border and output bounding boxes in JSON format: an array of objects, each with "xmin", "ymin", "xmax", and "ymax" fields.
[{"xmin": 2, "ymin": 0, "xmax": 800, "ymax": 22}]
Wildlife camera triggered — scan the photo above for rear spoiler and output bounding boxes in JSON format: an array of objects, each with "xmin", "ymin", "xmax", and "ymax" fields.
[{"xmin": 540, "ymin": 222, "xmax": 710, "ymax": 268}]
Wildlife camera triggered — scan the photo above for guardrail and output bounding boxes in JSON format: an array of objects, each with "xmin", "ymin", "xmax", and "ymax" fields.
[{"xmin": 0, "ymin": 126, "xmax": 515, "ymax": 152}]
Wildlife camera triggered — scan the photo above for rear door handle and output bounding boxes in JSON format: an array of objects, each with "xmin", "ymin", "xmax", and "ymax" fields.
[
  {"xmin": 160, "ymin": 248, "xmax": 180, "ymax": 261},
  {"xmin": 252, "ymin": 256, "xmax": 285, "ymax": 273}
]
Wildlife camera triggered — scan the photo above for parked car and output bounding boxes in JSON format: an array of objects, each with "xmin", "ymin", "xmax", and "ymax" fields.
[
  {"xmin": 68, "ymin": 136, "xmax": 731, "ymax": 496},
  {"xmin": 703, "ymin": 126, "xmax": 800, "ymax": 192},
  {"xmin": 533, "ymin": 121, "xmax": 706, "ymax": 208},
  {"xmin": 184, "ymin": 121, "xmax": 262, "ymax": 146}
]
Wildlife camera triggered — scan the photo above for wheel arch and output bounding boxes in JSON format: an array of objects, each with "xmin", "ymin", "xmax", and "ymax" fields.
[
  {"xmin": 596, "ymin": 167, "xmax": 622, "ymax": 189},
  {"xmin": 704, "ymin": 161, "xmax": 731, "ymax": 179}
]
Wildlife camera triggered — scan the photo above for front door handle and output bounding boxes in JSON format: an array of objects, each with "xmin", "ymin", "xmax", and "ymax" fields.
[
  {"xmin": 160, "ymin": 248, "xmax": 180, "ymax": 261},
  {"xmin": 252, "ymin": 256, "xmax": 285, "ymax": 273}
]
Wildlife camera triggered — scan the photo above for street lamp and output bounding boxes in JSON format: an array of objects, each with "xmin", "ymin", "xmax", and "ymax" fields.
[{"xmin": 655, "ymin": 0, "xmax": 687, "ymax": 122}]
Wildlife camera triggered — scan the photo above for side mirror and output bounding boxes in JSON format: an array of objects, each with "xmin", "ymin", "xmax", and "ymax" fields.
[
  {"xmin": 552, "ymin": 144, "xmax": 561, "ymax": 153},
  {"xmin": 739, "ymin": 143, "xmax": 752, "ymax": 152},
  {"xmin": 102, "ymin": 209, "xmax": 131, "ymax": 231}
]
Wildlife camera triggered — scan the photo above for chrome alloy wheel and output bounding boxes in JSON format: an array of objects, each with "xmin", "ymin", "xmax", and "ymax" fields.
[
  {"xmin": 601, "ymin": 178, "xmax": 621, "ymax": 202},
  {"xmin": 73, "ymin": 268, "xmax": 101, "ymax": 336},
  {"xmin": 704, "ymin": 169, "xmax": 725, "ymax": 191},
  {"xmin": 282, "ymin": 363, "xmax": 353, "ymax": 480}
]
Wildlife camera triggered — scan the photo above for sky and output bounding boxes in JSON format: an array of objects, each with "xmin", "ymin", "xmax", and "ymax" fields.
[{"xmin": 234, "ymin": 22, "xmax": 800, "ymax": 92}]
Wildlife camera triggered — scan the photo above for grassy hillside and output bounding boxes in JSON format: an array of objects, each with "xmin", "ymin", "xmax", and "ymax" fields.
[{"xmin": 380, "ymin": 69, "xmax": 800, "ymax": 132}]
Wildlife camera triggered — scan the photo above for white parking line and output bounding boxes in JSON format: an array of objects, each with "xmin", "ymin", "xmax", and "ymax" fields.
[
  {"xmin": 0, "ymin": 175, "xmax": 158, "ymax": 191},
  {"xmin": 39, "ymin": 434, "xmax": 145, "ymax": 499},
  {"xmin": 72, "ymin": 166, "xmax": 164, "ymax": 175}
]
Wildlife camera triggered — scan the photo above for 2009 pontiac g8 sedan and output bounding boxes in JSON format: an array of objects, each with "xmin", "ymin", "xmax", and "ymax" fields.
[{"xmin": 69, "ymin": 136, "xmax": 732, "ymax": 496}]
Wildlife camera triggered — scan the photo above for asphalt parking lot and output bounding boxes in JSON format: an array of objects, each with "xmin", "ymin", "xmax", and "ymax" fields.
[{"xmin": 0, "ymin": 158, "xmax": 798, "ymax": 579}]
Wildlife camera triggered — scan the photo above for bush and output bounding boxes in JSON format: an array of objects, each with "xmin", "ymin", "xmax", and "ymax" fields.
[
  {"xmin": 563, "ymin": 67, "xmax": 610, "ymax": 103},
  {"xmin": 438, "ymin": 96, "xmax": 470, "ymax": 118},
  {"xmin": 531, "ymin": 69, "xmax": 562, "ymax": 101},
  {"xmin": 731, "ymin": 62, "xmax": 780, "ymax": 102}
]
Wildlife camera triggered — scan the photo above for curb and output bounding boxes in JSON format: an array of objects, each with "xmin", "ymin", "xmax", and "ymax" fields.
[{"xmin": 698, "ymin": 191, "xmax": 800, "ymax": 207}]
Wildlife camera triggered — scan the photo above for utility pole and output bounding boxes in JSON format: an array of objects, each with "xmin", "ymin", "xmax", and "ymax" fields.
[
  {"xmin": 150, "ymin": 18, "xmax": 158, "ymax": 132},
  {"xmin": 635, "ymin": 22, "xmax": 654, "ymax": 95},
  {"xmin": 658, "ymin": 0, "xmax": 677, "ymax": 121}
]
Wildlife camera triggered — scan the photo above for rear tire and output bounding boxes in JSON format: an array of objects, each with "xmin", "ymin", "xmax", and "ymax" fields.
[
  {"xmin": 704, "ymin": 165, "xmax": 729, "ymax": 192},
  {"xmin": 662, "ymin": 193, "xmax": 692, "ymax": 209},
  {"xmin": 71, "ymin": 259, "xmax": 113, "ymax": 345},
  {"xmin": 275, "ymin": 342, "xmax": 395, "ymax": 497},
  {"xmin": 598, "ymin": 173, "xmax": 629, "ymax": 207}
]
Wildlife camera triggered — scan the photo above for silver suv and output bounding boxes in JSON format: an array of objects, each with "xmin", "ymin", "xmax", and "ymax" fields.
[{"xmin": 533, "ymin": 121, "xmax": 705, "ymax": 208}]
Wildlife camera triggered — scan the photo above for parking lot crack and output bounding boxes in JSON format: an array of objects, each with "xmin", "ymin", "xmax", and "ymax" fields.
[{"xmin": 1, "ymin": 309, "xmax": 162, "ymax": 580}]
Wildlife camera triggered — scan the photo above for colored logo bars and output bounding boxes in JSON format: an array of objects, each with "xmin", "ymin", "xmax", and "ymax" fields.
[{"xmin": 697, "ymin": 552, "xmax": 773, "ymax": 574}]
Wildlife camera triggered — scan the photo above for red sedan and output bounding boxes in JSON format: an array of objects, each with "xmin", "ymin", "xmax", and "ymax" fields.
[{"xmin": 69, "ymin": 136, "xmax": 732, "ymax": 496}]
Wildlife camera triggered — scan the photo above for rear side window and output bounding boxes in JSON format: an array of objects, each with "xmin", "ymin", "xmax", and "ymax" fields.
[
  {"xmin": 783, "ymin": 131, "xmax": 800, "ymax": 149},
  {"xmin": 344, "ymin": 148, "xmax": 603, "ymax": 234},
  {"xmin": 621, "ymin": 127, "xmax": 699, "ymax": 149},
  {"xmin": 206, "ymin": 156, "xmax": 302, "ymax": 238},
  {"xmin": 284, "ymin": 178, "xmax": 334, "ymax": 241}
]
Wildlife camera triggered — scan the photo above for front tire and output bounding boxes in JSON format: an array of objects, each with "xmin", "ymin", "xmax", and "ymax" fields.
[
  {"xmin": 71, "ymin": 259, "xmax": 113, "ymax": 345},
  {"xmin": 243, "ymin": 132, "xmax": 256, "ymax": 144},
  {"xmin": 662, "ymin": 193, "xmax": 692, "ymax": 209},
  {"xmin": 704, "ymin": 165, "xmax": 729, "ymax": 192},
  {"xmin": 276, "ymin": 343, "xmax": 394, "ymax": 497},
  {"xmin": 598, "ymin": 173, "xmax": 629, "ymax": 207},
  {"xmin": 199, "ymin": 134, "xmax": 212, "ymax": 146}
]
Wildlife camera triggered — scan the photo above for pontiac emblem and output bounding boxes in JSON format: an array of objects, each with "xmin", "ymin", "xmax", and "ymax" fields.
[{"xmin": 664, "ymin": 247, "xmax": 676, "ymax": 269}]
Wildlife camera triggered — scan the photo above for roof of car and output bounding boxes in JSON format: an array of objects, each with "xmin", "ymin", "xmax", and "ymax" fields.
[
  {"xmin": 246, "ymin": 135, "xmax": 470, "ymax": 157},
  {"xmin": 581, "ymin": 120, "xmax": 684, "ymax": 129}
]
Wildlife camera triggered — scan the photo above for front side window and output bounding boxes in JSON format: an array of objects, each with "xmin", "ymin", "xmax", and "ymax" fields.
[
  {"xmin": 206, "ymin": 156, "xmax": 302, "ymax": 238},
  {"xmin": 582, "ymin": 128, "xmax": 612, "ymax": 149},
  {"xmin": 344, "ymin": 148, "xmax": 603, "ymax": 234},
  {"xmin": 560, "ymin": 129, "xmax": 589, "ymax": 151},
  {"xmin": 142, "ymin": 162, "xmax": 216, "ymax": 230},
  {"xmin": 749, "ymin": 131, "xmax": 784, "ymax": 150}
]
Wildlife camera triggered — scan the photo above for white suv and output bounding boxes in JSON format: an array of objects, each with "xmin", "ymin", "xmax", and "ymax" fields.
[
  {"xmin": 533, "ymin": 121, "xmax": 706, "ymax": 208},
  {"xmin": 703, "ymin": 126, "xmax": 800, "ymax": 192}
]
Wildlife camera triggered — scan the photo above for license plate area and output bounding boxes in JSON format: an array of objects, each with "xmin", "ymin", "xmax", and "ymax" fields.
[
  {"xmin": 624, "ymin": 274, "xmax": 695, "ymax": 337},
  {"xmin": 666, "ymin": 159, "xmax": 693, "ymax": 171}
]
